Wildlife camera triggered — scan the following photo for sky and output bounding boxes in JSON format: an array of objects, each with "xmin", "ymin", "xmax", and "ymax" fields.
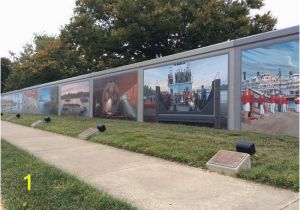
[
  {"xmin": 0, "ymin": 0, "xmax": 299, "ymax": 57},
  {"xmin": 242, "ymin": 40, "xmax": 299, "ymax": 78},
  {"xmin": 61, "ymin": 81, "xmax": 90, "ymax": 95},
  {"xmin": 0, "ymin": 0, "xmax": 75, "ymax": 58}
]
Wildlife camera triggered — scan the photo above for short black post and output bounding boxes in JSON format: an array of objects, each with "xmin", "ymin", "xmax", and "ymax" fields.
[
  {"xmin": 44, "ymin": 116, "xmax": 51, "ymax": 123},
  {"xmin": 97, "ymin": 124, "xmax": 106, "ymax": 132},
  {"xmin": 236, "ymin": 141, "xmax": 256, "ymax": 155}
]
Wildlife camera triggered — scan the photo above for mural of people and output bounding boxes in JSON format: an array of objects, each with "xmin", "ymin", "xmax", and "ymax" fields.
[
  {"xmin": 102, "ymin": 82, "xmax": 120, "ymax": 116},
  {"xmin": 241, "ymin": 40, "xmax": 299, "ymax": 136},
  {"xmin": 144, "ymin": 54, "xmax": 228, "ymax": 128},
  {"xmin": 93, "ymin": 71, "xmax": 138, "ymax": 120},
  {"xmin": 258, "ymin": 94, "xmax": 266, "ymax": 115},
  {"xmin": 295, "ymin": 96, "xmax": 300, "ymax": 113},
  {"xmin": 282, "ymin": 95, "xmax": 288, "ymax": 112},
  {"xmin": 241, "ymin": 88, "xmax": 251, "ymax": 120},
  {"xmin": 269, "ymin": 94, "xmax": 276, "ymax": 114}
]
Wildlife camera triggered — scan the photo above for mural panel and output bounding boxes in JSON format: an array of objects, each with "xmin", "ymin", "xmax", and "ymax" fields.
[
  {"xmin": 241, "ymin": 40, "xmax": 299, "ymax": 136},
  {"xmin": 23, "ymin": 89, "xmax": 39, "ymax": 113},
  {"xmin": 93, "ymin": 71, "xmax": 138, "ymax": 120},
  {"xmin": 61, "ymin": 81, "xmax": 90, "ymax": 117},
  {"xmin": 144, "ymin": 54, "xmax": 228, "ymax": 128},
  {"xmin": 1, "ymin": 95, "xmax": 11, "ymax": 112},
  {"xmin": 11, "ymin": 93, "xmax": 19, "ymax": 113},
  {"xmin": 39, "ymin": 86, "xmax": 59, "ymax": 115},
  {"xmin": 18, "ymin": 92, "xmax": 23, "ymax": 113},
  {"xmin": 0, "ymin": 96, "xmax": 3, "ymax": 112}
]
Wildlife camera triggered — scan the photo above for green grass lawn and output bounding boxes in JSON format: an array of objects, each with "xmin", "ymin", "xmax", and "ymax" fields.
[
  {"xmin": 1, "ymin": 139, "xmax": 137, "ymax": 210},
  {"xmin": 2, "ymin": 113, "xmax": 299, "ymax": 191}
]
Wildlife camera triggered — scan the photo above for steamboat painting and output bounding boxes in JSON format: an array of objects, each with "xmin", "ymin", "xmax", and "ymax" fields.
[
  {"xmin": 93, "ymin": 71, "xmax": 138, "ymax": 120},
  {"xmin": 61, "ymin": 81, "xmax": 90, "ymax": 117},
  {"xmin": 39, "ymin": 86, "xmax": 59, "ymax": 115},
  {"xmin": 241, "ymin": 40, "xmax": 299, "ymax": 137},
  {"xmin": 144, "ymin": 54, "xmax": 228, "ymax": 128}
]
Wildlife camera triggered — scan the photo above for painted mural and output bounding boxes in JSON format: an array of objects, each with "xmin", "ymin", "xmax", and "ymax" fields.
[
  {"xmin": 39, "ymin": 86, "xmax": 59, "ymax": 115},
  {"xmin": 93, "ymin": 71, "xmax": 138, "ymax": 120},
  {"xmin": 23, "ymin": 89, "xmax": 39, "ymax": 113},
  {"xmin": 18, "ymin": 92, "xmax": 23, "ymax": 113},
  {"xmin": 144, "ymin": 54, "xmax": 228, "ymax": 128},
  {"xmin": 10, "ymin": 93, "xmax": 19, "ymax": 113},
  {"xmin": 1, "ymin": 95, "xmax": 12, "ymax": 112},
  {"xmin": 61, "ymin": 81, "xmax": 90, "ymax": 117},
  {"xmin": 241, "ymin": 40, "xmax": 299, "ymax": 137}
]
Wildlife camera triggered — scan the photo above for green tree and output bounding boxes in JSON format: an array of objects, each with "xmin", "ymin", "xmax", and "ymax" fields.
[
  {"xmin": 5, "ymin": 35, "xmax": 62, "ymax": 91},
  {"xmin": 1, "ymin": 57, "xmax": 12, "ymax": 92},
  {"xmin": 61, "ymin": 0, "xmax": 276, "ymax": 70}
]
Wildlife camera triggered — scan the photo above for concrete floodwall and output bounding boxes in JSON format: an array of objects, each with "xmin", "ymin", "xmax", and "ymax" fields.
[{"xmin": 1, "ymin": 26, "xmax": 299, "ymax": 136}]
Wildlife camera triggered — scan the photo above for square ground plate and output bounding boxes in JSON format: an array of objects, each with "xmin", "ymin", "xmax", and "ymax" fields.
[
  {"xmin": 31, "ymin": 120, "xmax": 45, "ymax": 128},
  {"xmin": 206, "ymin": 150, "xmax": 251, "ymax": 175},
  {"xmin": 6, "ymin": 115, "xmax": 16, "ymax": 120},
  {"xmin": 78, "ymin": 128, "xmax": 98, "ymax": 139},
  {"xmin": 208, "ymin": 150, "xmax": 248, "ymax": 168}
]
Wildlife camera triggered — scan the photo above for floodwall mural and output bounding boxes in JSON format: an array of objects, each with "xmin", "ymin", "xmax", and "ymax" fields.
[
  {"xmin": 11, "ymin": 93, "xmax": 19, "ymax": 113},
  {"xmin": 93, "ymin": 71, "xmax": 138, "ymax": 120},
  {"xmin": 1, "ymin": 95, "xmax": 12, "ymax": 112},
  {"xmin": 144, "ymin": 54, "xmax": 228, "ymax": 128},
  {"xmin": 241, "ymin": 40, "xmax": 299, "ymax": 136},
  {"xmin": 1, "ymin": 96, "xmax": 4, "ymax": 112},
  {"xmin": 23, "ymin": 89, "xmax": 39, "ymax": 113},
  {"xmin": 18, "ymin": 92, "xmax": 23, "ymax": 112},
  {"xmin": 39, "ymin": 86, "xmax": 59, "ymax": 115},
  {"xmin": 61, "ymin": 81, "xmax": 90, "ymax": 117}
]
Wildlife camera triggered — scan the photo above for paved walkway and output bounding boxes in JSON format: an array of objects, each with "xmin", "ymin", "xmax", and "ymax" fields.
[{"xmin": 1, "ymin": 121, "xmax": 299, "ymax": 210}]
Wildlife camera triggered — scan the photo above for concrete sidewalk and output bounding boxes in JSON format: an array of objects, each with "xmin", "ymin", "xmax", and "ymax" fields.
[{"xmin": 1, "ymin": 121, "xmax": 299, "ymax": 210}]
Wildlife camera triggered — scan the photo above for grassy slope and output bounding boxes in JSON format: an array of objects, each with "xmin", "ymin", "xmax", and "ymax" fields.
[
  {"xmin": 1, "ymin": 140, "xmax": 137, "ymax": 210},
  {"xmin": 2, "ymin": 113, "xmax": 299, "ymax": 191}
]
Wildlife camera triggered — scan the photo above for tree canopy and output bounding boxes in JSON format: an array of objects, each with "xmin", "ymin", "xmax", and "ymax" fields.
[
  {"xmin": 1, "ymin": 57, "xmax": 12, "ymax": 92},
  {"xmin": 2, "ymin": 0, "xmax": 277, "ymax": 92}
]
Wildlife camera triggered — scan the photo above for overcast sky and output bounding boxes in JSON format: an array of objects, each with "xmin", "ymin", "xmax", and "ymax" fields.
[{"xmin": 0, "ymin": 0, "xmax": 299, "ymax": 57}]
